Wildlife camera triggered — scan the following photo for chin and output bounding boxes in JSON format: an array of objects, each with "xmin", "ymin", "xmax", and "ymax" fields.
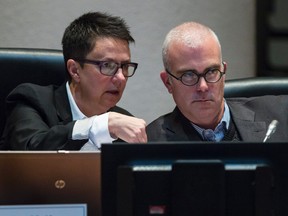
[{"xmin": 106, "ymin": 99, "xmax": 119, "ymax": 108}]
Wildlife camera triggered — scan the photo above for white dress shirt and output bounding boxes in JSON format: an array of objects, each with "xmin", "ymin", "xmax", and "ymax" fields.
[{"xmin": 66, "ymin": 82, "xmax": 115, "ymax": 151}]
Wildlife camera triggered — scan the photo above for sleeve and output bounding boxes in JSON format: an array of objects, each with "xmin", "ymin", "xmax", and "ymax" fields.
[
  {"xmin": 74, "ymin": 113, "xmax": 115, "ymax": 151},
  {"xmin": 3, "ymin": 102, "xmax": 86, "ymax": 150}
]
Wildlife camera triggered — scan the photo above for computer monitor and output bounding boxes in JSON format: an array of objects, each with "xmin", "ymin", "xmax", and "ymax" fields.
[
  {"xmin": 101, "ymin": 142, "xmax": 288, "ymax": 216},
  {"xmin": 0, "ymin": 151, "xmax": 101, "ymax": 216}
]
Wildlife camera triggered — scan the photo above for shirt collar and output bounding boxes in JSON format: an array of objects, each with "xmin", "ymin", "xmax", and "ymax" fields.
[
  {"xmin": 222, "ymin": 101, "xmax": 230, "ymax": 130},
  {"xmin": 66, "ymin": 82, "xmax": 86, "ymax": 120},
  {"xmin": 192, "ymin": 100, "xmax": 230, "ymax": 136}
]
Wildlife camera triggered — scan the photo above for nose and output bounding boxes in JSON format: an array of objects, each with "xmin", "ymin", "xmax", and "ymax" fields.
[
  {"xmin": 113, "ymin": 67, "xmax": 126, "ymax": 79},
  {"xmin": 196, "ymin": 77, "xmax": 209, "ymax": 92},
  {"xmin": 111, "ymin": 68, "xmax": 126, "ymax": 86}
]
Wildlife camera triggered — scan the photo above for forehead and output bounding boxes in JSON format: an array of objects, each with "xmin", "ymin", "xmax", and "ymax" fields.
[
  {"xmin": 87, "ymin": 37, "xmax": 131, "ymax": 59},
  {"xmin": 167, "ymin": 37, "xmax": 221, "ymax": 72}
]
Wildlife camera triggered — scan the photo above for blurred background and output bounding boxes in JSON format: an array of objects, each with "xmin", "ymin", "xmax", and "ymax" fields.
[{"xmin": 0, "ymin": 0, "xmax": 287, "ymax": 124}]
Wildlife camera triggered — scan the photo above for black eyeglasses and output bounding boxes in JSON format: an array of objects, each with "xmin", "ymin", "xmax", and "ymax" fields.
[
  {"xmin": 166, "ymin": 63, "xmax": 226, "ymax": 86},
  {"xmin": 75, "ymin": 59, "xmax": 138, "ymax": 77}
]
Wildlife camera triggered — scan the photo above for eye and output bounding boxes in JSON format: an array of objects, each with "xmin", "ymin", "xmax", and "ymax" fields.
[
  {"xmin": 209, "ymin": 68, "xmax": 219, "ymax": 74},
  {"xmin": 182, "ymin": 71, "xmax": 197, "ymax": 79},
  {"xmin": 206, "ymin": 69, "xmax": 220, "ymax": 76},
  {"xmin": 102, "ymin": 61, "xmax": 117, "ymax": 70}
]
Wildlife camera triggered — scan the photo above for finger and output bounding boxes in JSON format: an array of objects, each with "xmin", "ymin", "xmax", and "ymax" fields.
[
  {"xmin": 137, "ymin": 131, "xmax": 148, "ymax": 143},
  {"xmin": 141, "ymin": 132, "xmax": 147, "ymax": 143}
]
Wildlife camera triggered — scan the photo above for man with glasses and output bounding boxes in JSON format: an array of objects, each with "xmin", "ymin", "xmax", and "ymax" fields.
[
  {"xmin": 147, "ymin": 21, "xmax": 288, "ymax": 142},
  {"xmin": 1, "ymin": 12, "xmax": 147, "ymax": 150}
]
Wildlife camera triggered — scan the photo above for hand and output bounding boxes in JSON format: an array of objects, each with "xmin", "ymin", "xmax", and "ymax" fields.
[{"xmin": 108, "ymin": 112, "xmax": 147, "ymax": 143}]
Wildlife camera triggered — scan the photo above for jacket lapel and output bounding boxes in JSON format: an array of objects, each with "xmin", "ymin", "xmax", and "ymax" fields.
[
  {"xmin": 165, "ymin": 107, "xmax": 203, "ymax": 141},
  {"xmin": 227, "ymin": 101, "xmax": 267, "ymax": 142},
  {"xmin": 54, "ymin": 83, "xmax": 73, "ymax": 124}
]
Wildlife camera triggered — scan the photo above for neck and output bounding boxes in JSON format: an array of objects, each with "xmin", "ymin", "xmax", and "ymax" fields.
[{"xmin": 69, "ymin": 83, "xmax": 106, "ymax": 117}]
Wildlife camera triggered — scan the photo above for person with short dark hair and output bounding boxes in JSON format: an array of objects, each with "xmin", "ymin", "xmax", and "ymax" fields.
[{"xmin": 1, "ymin": 12, "xmax": 147, "ymax": 150}]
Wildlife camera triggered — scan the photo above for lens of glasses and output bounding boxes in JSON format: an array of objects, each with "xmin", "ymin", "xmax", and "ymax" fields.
[
  {"xmin": 122, "ymin": 64, "xmax": 136, "ymax": 77},
  {"xmin": 101, "ymin": 62, "xmax": 118, "ymax": 76},
  {"xmin": 181, "ymin": 72, "xmax": 199, "ymax": 85},
  {"xmin": 100, "ymin": 62, "xmax": 136, "ymax": 77},
  {"xmin": 204, "ymin": 70, "xmax": 222, "ymax": 82},
  {"xmin": 181, "ymin": 69, "xmax": 222, "ymax": 85}
]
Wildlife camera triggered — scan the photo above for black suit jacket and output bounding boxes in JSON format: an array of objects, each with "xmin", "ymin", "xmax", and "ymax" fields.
[
  {"xmin": 147, "ymin": 95, "xmax": 288, "ymax": 142},
  {"xmin": 0, "ymin": 83, "xmax": 132, "ymax": 150}
]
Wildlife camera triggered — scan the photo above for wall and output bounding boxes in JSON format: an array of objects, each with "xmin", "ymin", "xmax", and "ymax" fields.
[
  {"xmin": 0, "ymin": 0, "xmax": 255, "ymax": 123},
  {"xmin": 269, "ymin": 0, "xmax": 288, "ymax": 69}
]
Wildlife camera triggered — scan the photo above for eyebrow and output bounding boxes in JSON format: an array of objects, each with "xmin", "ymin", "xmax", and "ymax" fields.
[
  {"xmin": 178, "ymin": 63, "xmax": 222, "ymax": 74},
  {"xmin": 87, "ymin": 54, "xmax": 131, "ymax": 62}
]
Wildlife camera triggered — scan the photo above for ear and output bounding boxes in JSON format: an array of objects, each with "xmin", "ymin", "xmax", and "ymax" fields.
[
  {"xmin": 222, "ymin": 61, "xmax": 227, "ymax": 72},
  {"xmin": 67, "ymin": 59, "xmax": 80, "ymax": 82},
  {"xmin": 222, "ymin": 61, "xmax": 227, "ymax": 81},
  {"xmin": 160, "ymin": 71, "xmax": 173, "ymax": 94}
]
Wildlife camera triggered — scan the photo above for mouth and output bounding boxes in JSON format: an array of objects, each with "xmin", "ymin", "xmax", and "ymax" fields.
[
  {"xmin": 106, "ymin": 89, "xmax": 120, "ymax": 95},
  {"xmin": 194, "ymin": 99, "xmax": 212, "ymax": 103},
  {"xmin": 193, "ymin": 99, "xmax": 212, "ymax": 104}
]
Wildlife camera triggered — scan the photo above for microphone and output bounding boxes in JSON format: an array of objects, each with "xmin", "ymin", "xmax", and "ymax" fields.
[{"xmin": 263, "ymin": 120, "xmax": 279, "ymax": 142}]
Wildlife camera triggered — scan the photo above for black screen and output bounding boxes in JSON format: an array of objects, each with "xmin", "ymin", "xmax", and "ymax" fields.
[{"xmin": 101, "ymin": 142, "xmax": 288, "ymax": 216}]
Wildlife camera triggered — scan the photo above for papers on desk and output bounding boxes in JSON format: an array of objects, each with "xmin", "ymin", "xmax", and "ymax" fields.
[{"xmin": 0, "ymin": 204, "xmax": 87, "ymax": 216}]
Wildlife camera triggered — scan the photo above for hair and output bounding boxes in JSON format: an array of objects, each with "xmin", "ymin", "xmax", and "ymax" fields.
[
  {"xmin": 162, "ymin": 22, "xmax": 221, "ymax": 71},
  {"xmin": 62, "ymin": 11, "xmax": 134, "ymax": 80}
]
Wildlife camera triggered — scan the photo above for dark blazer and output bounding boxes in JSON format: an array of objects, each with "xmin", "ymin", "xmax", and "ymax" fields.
[
  {"xmin": 0, "ymin": 83, "xmax": 132, "ymax": 150},
  {"xmin": 147, "ymin": 95, "xmax": 288, "ymax": 142}
]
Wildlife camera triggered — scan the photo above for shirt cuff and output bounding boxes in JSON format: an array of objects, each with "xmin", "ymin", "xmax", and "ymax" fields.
[
  {"xmin": 89, "ymin": 113, "xmax": 115, "ymax": 149},
  {"xmin": 73, "ymin": 116, "xmax": 96, "ymax": 140},
  {"xmin": 73, "ymin": 113, "xmax": 115, "ymax": 150}
]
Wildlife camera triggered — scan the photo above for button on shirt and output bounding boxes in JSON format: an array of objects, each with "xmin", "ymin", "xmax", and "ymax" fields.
[
  {"xmin": 66, "ymin": 82, "xmax": 115, "ymax": 151},
  {"xmin": 192, "ymin": 101, "xmax": 230, "ymax": 142}
]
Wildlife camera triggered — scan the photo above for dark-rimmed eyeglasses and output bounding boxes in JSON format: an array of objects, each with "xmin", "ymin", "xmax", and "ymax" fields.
[
  {"xmin": 166, "ymin": 63, "xmax": 226, "ymax": 86},
  {"xmin": 75, "ymin": 59, "xmax": 138, "ymax": 77}
]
